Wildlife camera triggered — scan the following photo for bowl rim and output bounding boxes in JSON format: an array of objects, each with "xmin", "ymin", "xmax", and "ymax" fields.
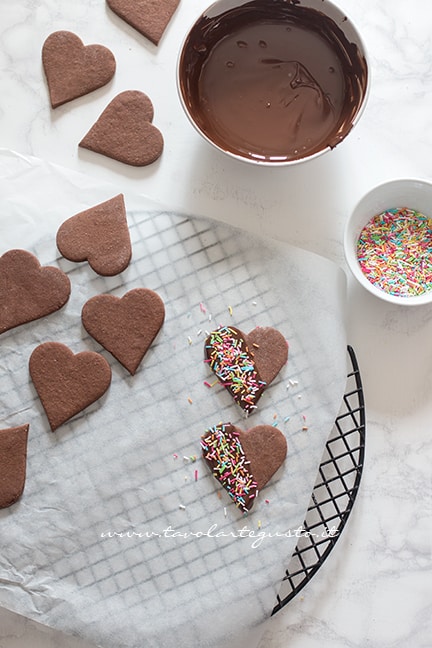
[
  {"xmin": 176, "ymin": 0, "xmax": 371, "ymax": 166},
  {"xmin": 343, "ymin": 177, "xmax": 432, "ymax": 306}
]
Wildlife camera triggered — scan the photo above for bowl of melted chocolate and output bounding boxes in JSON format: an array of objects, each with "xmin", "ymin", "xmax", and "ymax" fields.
[{"xmin": 177, "ymin": 0, "xmax": 369, "ymax": 165}]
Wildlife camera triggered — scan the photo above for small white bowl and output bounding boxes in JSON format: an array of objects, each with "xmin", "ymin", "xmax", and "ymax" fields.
[{"xmin": 344, "ymin": 178, "xmax": 432, "ymax": 305}]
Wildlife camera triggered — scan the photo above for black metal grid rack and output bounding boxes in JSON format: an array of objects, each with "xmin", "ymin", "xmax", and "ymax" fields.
[{"xmin": 272, "ymin": 345, "xmax": 366, "ymax": 613}]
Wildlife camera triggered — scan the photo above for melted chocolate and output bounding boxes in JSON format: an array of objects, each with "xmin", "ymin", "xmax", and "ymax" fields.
[{"xmin": 179, "ymin": 0, "xmax": 368, "ymax": 162}]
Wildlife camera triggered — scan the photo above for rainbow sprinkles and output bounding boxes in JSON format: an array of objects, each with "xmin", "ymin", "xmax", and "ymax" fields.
[
  {"xmin": 204, "ymin": 325, "xmax": 266, "ymax": 413},
  {"xmin": 357, "ymin": 207, "xmax": 432, "ymax": 297},
  {"xmin": 201, "ymin": 423, "xmax": 258, "ymax": 513}
]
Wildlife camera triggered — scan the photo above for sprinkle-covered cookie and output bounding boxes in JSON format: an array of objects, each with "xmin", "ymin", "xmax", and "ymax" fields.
[
  {"xmin": 29, "ymin": 342, "xmax": 112, "ymax": 431},
  {"xmin": 42, "ymin": 30, "xmax": 116, "ymax": 108},
  {"xmin": 56, "ymin": 194, "xmax": 131, "ymax": 276},
  {"xmin": 82, "ymin": 288, "xmax": 165, "ymax": 375},
  {"xmin": 204, "ymin": 325, "xmax": 288, "ymax": 413},
  {"xmin": 201, "ymin": 422, "xmax": 287, "ymax": 512},
  {"xmin": 0, "ymin": 424, "xmax": 29, "ymax": 509},
  {"xmin": 79, "ymin": 90, "xmax": 163, "ymax": 167},
  {"xmin": 0, "ymin": 249, "xmax": 71, "ymax": 335},
  {"xmin": 106, "ymin": 0, "xmax": 180, "ymax": 46}
]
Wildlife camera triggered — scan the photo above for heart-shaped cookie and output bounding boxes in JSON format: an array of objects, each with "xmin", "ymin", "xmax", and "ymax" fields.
[
  {"xmin": 106, "ymin": 0, "xmax": 180, "ymax": 46},
  {"xmin": 0, "ymin": 249, "xmax": 71, "ymax": 335},
  {"xmin": 201, "ymin": 422, "xmax": 287, "ymax": 512},
  {"xmin": 42, "ymin": 31, "xmax": 116, "ymax": 108},
  {"xmin": 204, "ymin": 325, "xmax": 288, "ymax": 413},
  {"xmin": 81, "ymin": 288, "xmax": 165, "ymax": 375},
  {"xmin": 56, "ymin": 194, "xmax": 132, "ymax": 276},
  {"xmin": 29, "ymin": 342, "xmax": 112, "ymax": 431},
  {"xmin": 0, "ymin": 424, "xmax": 29, "ymax": 509},
  {"xmin": 79, "ymin": 90, "xmax": 164, "ymax": 166}
]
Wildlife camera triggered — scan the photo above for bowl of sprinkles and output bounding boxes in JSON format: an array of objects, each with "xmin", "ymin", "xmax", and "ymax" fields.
[{"xmin": 344, "ymin": 179, "xmax": 432, "ymax": 305}]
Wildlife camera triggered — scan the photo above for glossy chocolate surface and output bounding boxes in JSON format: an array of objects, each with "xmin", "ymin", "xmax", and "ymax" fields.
[{"xmin": 178, "ymin": 0, "xmax": 368, "ymax": 162}]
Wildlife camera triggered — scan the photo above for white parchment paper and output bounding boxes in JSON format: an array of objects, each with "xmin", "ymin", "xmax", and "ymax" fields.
[{"xmin": 0, "ymin": 150, "xmax": 347, "ymax": 648}]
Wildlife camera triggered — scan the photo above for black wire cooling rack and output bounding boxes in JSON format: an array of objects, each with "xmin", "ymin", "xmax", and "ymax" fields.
[{"xmin": 272, "ymin": 345, "xmax": 366, "ymax": 613}]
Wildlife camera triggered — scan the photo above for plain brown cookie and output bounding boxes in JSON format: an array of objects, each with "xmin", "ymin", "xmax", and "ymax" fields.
[
  {"xmin": 106, "ymin": 0, "xmax": 180, "ymax": 45},
  {"xmin": 42, "ymin": 30, "xmax": 116, "ymax": 108},
  {"xmin": 204, "ymin": 325, "xmax": 288, "ymax": 413},
  {"xmin": 82, "ymin": 288, "xmax": 165, "ymax": 375},
  {"xmin": 201, "ymin": 422, "xmax": 287, "ymax": 512},
  {"xmin": 0, "ymin": 424, "xmax": 29, "ymax": 509},
  {"xmin": 56, "ymin": 194, "xmax": 131, "ymax": 276},
  {"xmin": 79, "ymin": 90, "xmax": 164, "ymax": 167},
  {"xmin": 0, "ymin": 249, "xmax": 71, "ymax": 335},
  {"xmin": 29, "ymin": 342, "xmax": 112, "ymax": 431}
]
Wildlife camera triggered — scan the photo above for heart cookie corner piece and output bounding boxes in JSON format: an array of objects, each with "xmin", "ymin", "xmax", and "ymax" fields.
[
  {"xmin": 56, "ymin": 194, "xmax": 131, "ymax": 276},
  {"xmin": 201, "ymin": 423, "xmax": 287, "ymax": 513},
  {"xmin": 0, "ymin": 249, "xmax": 71, "ymax": 335},
  {"xmin": 106, "ymin": 0, "xmax": 180, "ymax": 46},
  {"xmin": 29, "ymin": 342, "xmax": 112, "ymax": 431},
  {"xmin": 79, "ymin": 90, "xmax": 163, "ymax": 167},
  {"xmin": 0, "ymin": 424, "xmax": 29, "ymax": 509},
  {"xmin": 42, "ymin": 30, "xmax": 116, "ymax": 108}
]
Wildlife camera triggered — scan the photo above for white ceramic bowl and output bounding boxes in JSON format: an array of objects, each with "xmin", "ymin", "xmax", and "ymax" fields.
[
  {"xmin": 177, "ymin": 0, "xmax": 369, "ymax": 166},
  {"xmin": 344, "ymin": 178, "xmax": 432, "ymax": 305}
]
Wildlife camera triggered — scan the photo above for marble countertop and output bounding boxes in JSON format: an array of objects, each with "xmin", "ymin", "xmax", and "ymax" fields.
[{"xmin": 0, "ymin": 1, "xmax": 431, "ymax": 647}]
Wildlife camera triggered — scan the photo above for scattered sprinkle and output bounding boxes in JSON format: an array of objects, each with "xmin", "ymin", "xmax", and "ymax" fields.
[
  {"xmin": 228, "ymin": 305, "xmax": 233, "ymax": 316},
  {"xmin": 179, "ymin": 504, "xmax": 186, "ymax": 510},
  {"xmin": 190, "ymin": 455, "xmax": 197, "ymax": 463},
  {"xmin": 258, "ymin": 520, "xmax": 262, "ymax": 529},
  {"xmin": 224, "ymin": 506, "xmax": 227, "ymax": 517},
  {"xmin": 265, "ymin": 499, "xmax": 270, "ymax": 504},
  {"xmin": 302, "ymin": 426, "xmax": 309, "ymax": 431},
  {"xmin": 187, "ymin": 336, "xmax": 192, "ymax": 345},
  {"xmin": 283, "ymin": 416, "xmax": 291, "ymax": 423},
  {"xmin": 200, "ymin": 302, "xmax": 207, "ymax": 313},
  {"xmin": 357, "ymin": 207, "xmax": 432, "ymax": 297},
  {"xmin": 194, "ymin": 469, "xmax": 198, "ymax": 481},
  {"xmin": 183, "ymin": 456, "xmax": 190, "ymax": 463},
  {"xmin": 197, "ymin": 329, "xmax": 202, "ymax": 336},
  {"xmin": 173, "ymin": 453, "xmax": 178, "ymax": 459},
  {"xmin": 187, "ymin": 397, "xmax": 193, "ymax": 404}
]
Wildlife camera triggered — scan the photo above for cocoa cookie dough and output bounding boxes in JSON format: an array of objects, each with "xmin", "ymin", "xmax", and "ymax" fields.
[
  {"xmin": 201, "ymin": 422, "xmax": 287, "ymax": 512},
  {"xmin": 29, "ymin": 342, "xmax": 112, "ymax": 431},
  {"xmin": 79, "ymin": 90, "xmax": 164, "ymax": 166},
  {"xmin": 204, "ymin": 325, "xmax": 288, "ymax": 413},
  {"xmin": 42, "ymin": 30, "xmax": 116, "ymax": 108},
  {"xmin": 56, "ymin": 194, "xmax": 131, "ymax": 276},
  {"xmin": 0, "ymin": 424, "xmax": 29, "ymax": 509},
  {"xmin": 0, "ymin": 249, "xmax": 71, "ymax": 335},
  {"xmin": 106, "ymin": 0, "xmax": 180, "ymax": 45},
  {"xmin": 82, "ymin": 288, "xmax": 165, "ymax": 375}
]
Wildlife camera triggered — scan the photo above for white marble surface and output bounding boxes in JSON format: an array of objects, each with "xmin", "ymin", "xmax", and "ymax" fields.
[{"xmin": 0, "ymin": 1, "xmax": 431, "ymax": 647}]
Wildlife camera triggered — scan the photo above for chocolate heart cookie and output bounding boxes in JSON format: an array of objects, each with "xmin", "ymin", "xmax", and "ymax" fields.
[
  {"xmin": 0, "ymin": 424, "xmax": 29, "ymax": 509},
  {"xmin": 106, "ymin": 0, "xmax": 180, "ymax": 45},
  {"xmin": 0, "ymin": 249, "xmax": 71, "ymax": 335},
  {"xmin": 79, "ymin": 90, "xmax": 164, "ymax": 166},
  {"xmin": 42, "ymin": 31, "xmax": 116, "ymax": 108},
  {"xmin": 201, "ymin": 422, "xmax": 287, "ymax": 512},
  {"xmin": 204, "ymin": 325, "xmax": 288, "ymax": 413},
  {"xmin": 81, "ymin": 288, "xmax": 165, "ymax": 375},
  {"xmin": 29, "ymin": 342, "xmax": 112, "ymax": 431},
  {"xmin": 56, "ymin": 194, "xmax": 131, "ymax": 276}
]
